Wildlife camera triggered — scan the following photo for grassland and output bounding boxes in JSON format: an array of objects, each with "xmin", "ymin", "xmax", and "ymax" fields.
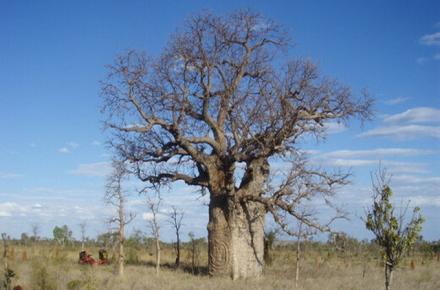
[{"xmin": 3, "ymin": 243, "xmax": 439, "ymax": 290}]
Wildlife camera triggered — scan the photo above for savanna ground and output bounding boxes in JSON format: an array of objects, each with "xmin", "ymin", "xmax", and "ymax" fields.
[{"xmin": 3, "ymin": 241, "xmax": 439, "ymax": 290}]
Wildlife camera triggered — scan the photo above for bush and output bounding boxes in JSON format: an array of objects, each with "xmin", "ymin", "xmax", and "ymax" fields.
[
  {"xmin": 66, "ymin": 280, "xmax": 82, "ymax": 290},
  {"xmin": 30, "ymin": 261, "xmax": 56, "ymax": 290},
  {"xmin": 126, "ymin": 247, "xmax": 140, "ymax": 265}
]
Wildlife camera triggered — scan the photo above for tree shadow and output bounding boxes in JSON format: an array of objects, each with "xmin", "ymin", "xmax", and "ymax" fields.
[{"xmin": 126, "ymin": 260, "xmax": 209, "ymax": 276}]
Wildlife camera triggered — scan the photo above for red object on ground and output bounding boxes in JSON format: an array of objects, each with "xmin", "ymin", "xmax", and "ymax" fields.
[
  {"xmin": 79, "ymin": 250, "xmax": 108, "ymax": 266},
  {"xmin": 79, "ymin": 250, "xmax": 97, "ymax": 266}
]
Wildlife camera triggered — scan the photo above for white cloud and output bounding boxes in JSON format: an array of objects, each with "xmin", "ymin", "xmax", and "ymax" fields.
[
  {"xmin": 387, "ymin": 164, "xmax": 428, "ymax": 174},
  {"xmin": 384, "ymin": 107, "xmax": 440, "ymax": 124},
  {"xmin": 58, "ymin": 141, "xmax": 80, "ymax": 154},
  {"xmin": 320, "ymin": 158, "xmax": 378, "ymax": 167},
  {"xmin": 400, "ymin": 195, "xmax": 440, "ymax": 207},
  {"xmin": 387, "ymin": 175, "xmax": 439, "ymax": 197},
  {"xmin": 32, "ymin": 203, "xmax": 43, "ymax": 209},
  {"xmin": 91, "ymin": 140, "xmax": 101, "ymax": 146},
  {"xmin": 69, "ymin": 161, "xmax": 111, "ymax": 177},
  {"xmin": 142, "ymin": 212, "xmax": 154, "ymax": 221},
  {"xmin": 359, "ymin": 108, "xmax": 440, "ymax": 139},
  {"xmin": 314, "ymin": 157, "xmax": 427, "ymax": 174},
  {"xmin": 141, "ymin": 211, "xmax": 167, "ymax": 222},
  {"xmin": 0, "ymin": 202, "xmax": 27, "ymax": 217},
  {"xmin": 66, "ymin": 142, "xmax": 79, "ymax": 149},
  {"xmin": 321, "ymin": 148, "xmax": 435, "ymax": 159},
  {"xmin": 384, "ymin": 97, "xmax": 411, "ymax": 105},
  {"xmin": 420, "ymin": 32, "xmax": 440, "ymax": 46},
  {"xmin": 359, "ymin": 125, "xmax": 440, "ymax": 139},
  {"xmin": 58, "ymin": 147, "xmax": 71, "ymax": 154},
  {"xmin": 323, "ymin": 122, "xmax": 347, "ymax": 134},
  {"xmin": 392, "ymin": 175, "xmax": 440, "ymax": 185},
  {"xmin": 416, "ymin": 57, "xmax": 428, "ymax": 65},
  {"xmin": 0, "ymin": 172, "xmax": 22, "ymax": 179}
]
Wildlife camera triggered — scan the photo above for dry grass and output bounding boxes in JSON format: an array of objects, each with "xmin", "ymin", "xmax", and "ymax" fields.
[{"xmin": 3, "ymin": 245, "xmax": 439, "ymax": 290}]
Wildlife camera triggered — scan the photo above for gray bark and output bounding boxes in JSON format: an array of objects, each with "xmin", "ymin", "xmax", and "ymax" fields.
[
  {"xmin": 101, "ymin": 11, "xmax": 372, "ymax": 280},
  {"xmin": 118, "ymin": 202, "xmax": 125, "ymax": 276},
  {"xmin": 385, "ymin": 263, "xmax": 393, "ymax": 290},
  {"xmin": 295, "ymin": 222, "xmax": 303, "ymax": 288},
  {"xmin": 208, "ymin": 196, "xmax": 265, "ymax": 279}
]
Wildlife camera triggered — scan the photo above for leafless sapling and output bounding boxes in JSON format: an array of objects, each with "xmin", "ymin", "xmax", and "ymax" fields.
[
  {"xmin": 79, "ymin": 222, "xmax": 87, "ymax": 251},
  {"xmin": 146, "ymin": 196, "xmax": 161, "ymax": 276},
  {"xmin": 168, "ymin": 206, "xmax": 184, "ymax": 268},
  {"xmin": 105, "ymin": 159, "xmax": 135, "ymax": 276}
]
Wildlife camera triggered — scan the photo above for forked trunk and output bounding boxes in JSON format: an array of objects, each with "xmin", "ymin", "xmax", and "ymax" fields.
[
  {"xmin": 208, "ymin": 194, "xmax": 265, "ymax": 279},
  {"xmin": 385, "ymin": 263, "xmax": 393, "ymax": 290}
]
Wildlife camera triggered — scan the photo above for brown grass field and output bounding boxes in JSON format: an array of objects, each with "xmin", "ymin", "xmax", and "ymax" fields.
[{"xmin": 2, "ymin": 244, "xmax": 439, "ymax": 290}]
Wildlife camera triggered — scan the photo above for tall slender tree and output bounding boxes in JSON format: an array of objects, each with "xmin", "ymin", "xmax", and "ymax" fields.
[
  {"xmin": 168, "ymin": 206, "xmax": 184, "ymax": 268},
  {"xmin": 105, "ymin": 159, "xmax": 135, "ymax": 276},
  {"xmin": 79, "ymin": 222, "xmax": 87, "ymax": 251},
  {"xmin": 147, "ymin": 196, "xmax": 161, "ymax": 276},
  {"xmin": 101, "ymin": 10, "xmax": 372, "ymax": 278}
]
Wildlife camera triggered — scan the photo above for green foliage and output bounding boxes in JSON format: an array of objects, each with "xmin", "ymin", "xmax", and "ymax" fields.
[
  {"xmin": 327, "ymin": 232, "xmax": 363, "ymax": 256},
  {"xmin": 30, "ymin": 262, "xmax": 57, "ymax": 290},
  {"xmin": 125, "ymin": 247, "xmax": 140, "ymax": 265},
  {"xmin": 365, "ymin": 175, "xmax": 425, "ymax": 290},
  {"xmin": 66, "ymin": 268, "xmax": 97, "ymax": 290},
  {"xmin": 66, "ymin": 279, "xmax": 82, "ymax": 290},
  {"xmin": 20, "ymin": 233, "xmax": 30, "ymax": 246},
  {"xmin": 1, "ymin": 268, "xmax": 15, "ymax": 290},
  {"xmin": 52, "ymin": 225, "xmax": 73, "ymax": 247},
  {"xmin": 125, "ymin": 230, "xmax": 155, "ymax": 249},
  {"xmin": 187, "ymin": 232, "xmax": 205, "ymax": 274},
  {"xmin": 96, "ymin": 232, "xmax": 118, "ymax": 248},
  {"xmin": 79, "ymin": 268, "xmax": 97, "ymax": 290},
  {"xmin": 365, "ymin": 185, "xmax": 424, "ymax": 268}
]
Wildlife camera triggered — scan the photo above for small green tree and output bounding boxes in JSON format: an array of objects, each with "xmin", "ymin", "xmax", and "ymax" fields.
[
  {"xmin": 365, "ymin": 170, "xmax": 424, "ymax": 290},
  {"xmin": 53, "ymin": 225, "xmax": 73, "ymax": 247}
]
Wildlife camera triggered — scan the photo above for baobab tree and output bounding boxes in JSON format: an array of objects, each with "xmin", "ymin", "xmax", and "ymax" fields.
[
  {"xmin": 105, "ymin": 159, "xmax": 135, "ymax": 276},
  {"xmin": 101, "ymin": 10, "xmax": 372, "ymax": 278}
]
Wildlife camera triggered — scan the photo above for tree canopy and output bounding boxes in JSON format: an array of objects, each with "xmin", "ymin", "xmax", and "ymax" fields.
[{"xmin": 101, "ymin": 11, "xmax": 373, "ymax": 235}]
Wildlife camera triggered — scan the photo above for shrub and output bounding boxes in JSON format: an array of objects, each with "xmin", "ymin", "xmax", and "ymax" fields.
[{"xmin": 30, "ymin": 261, "xmax": 56, "ymax": 290}]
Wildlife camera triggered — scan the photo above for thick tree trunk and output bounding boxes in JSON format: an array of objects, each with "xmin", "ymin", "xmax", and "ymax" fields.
[{"xmin": 208, "ymin": 194, "xmax": 265, "ymax": 279}]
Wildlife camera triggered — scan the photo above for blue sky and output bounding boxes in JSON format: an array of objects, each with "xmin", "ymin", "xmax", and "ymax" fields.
[{"xmin": 0, "ymin": 0, "xmax": 439, "ymax": 241}]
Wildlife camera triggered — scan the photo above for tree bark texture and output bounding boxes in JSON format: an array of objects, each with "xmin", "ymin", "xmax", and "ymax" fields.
[
  {"xmin": 208, "ymin": 195, "xmax": 265, "ymax": 279},
  {"xmin": 155, "ymin": 237, "xmax": 161, "ymax": 275},
  {"xmin": 385, "ymin": 263, "xmax": 393, "ymax": 290},
  {"xmin": 175, "ymin": 236, "xmax": 180, "ymax": 268}
]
